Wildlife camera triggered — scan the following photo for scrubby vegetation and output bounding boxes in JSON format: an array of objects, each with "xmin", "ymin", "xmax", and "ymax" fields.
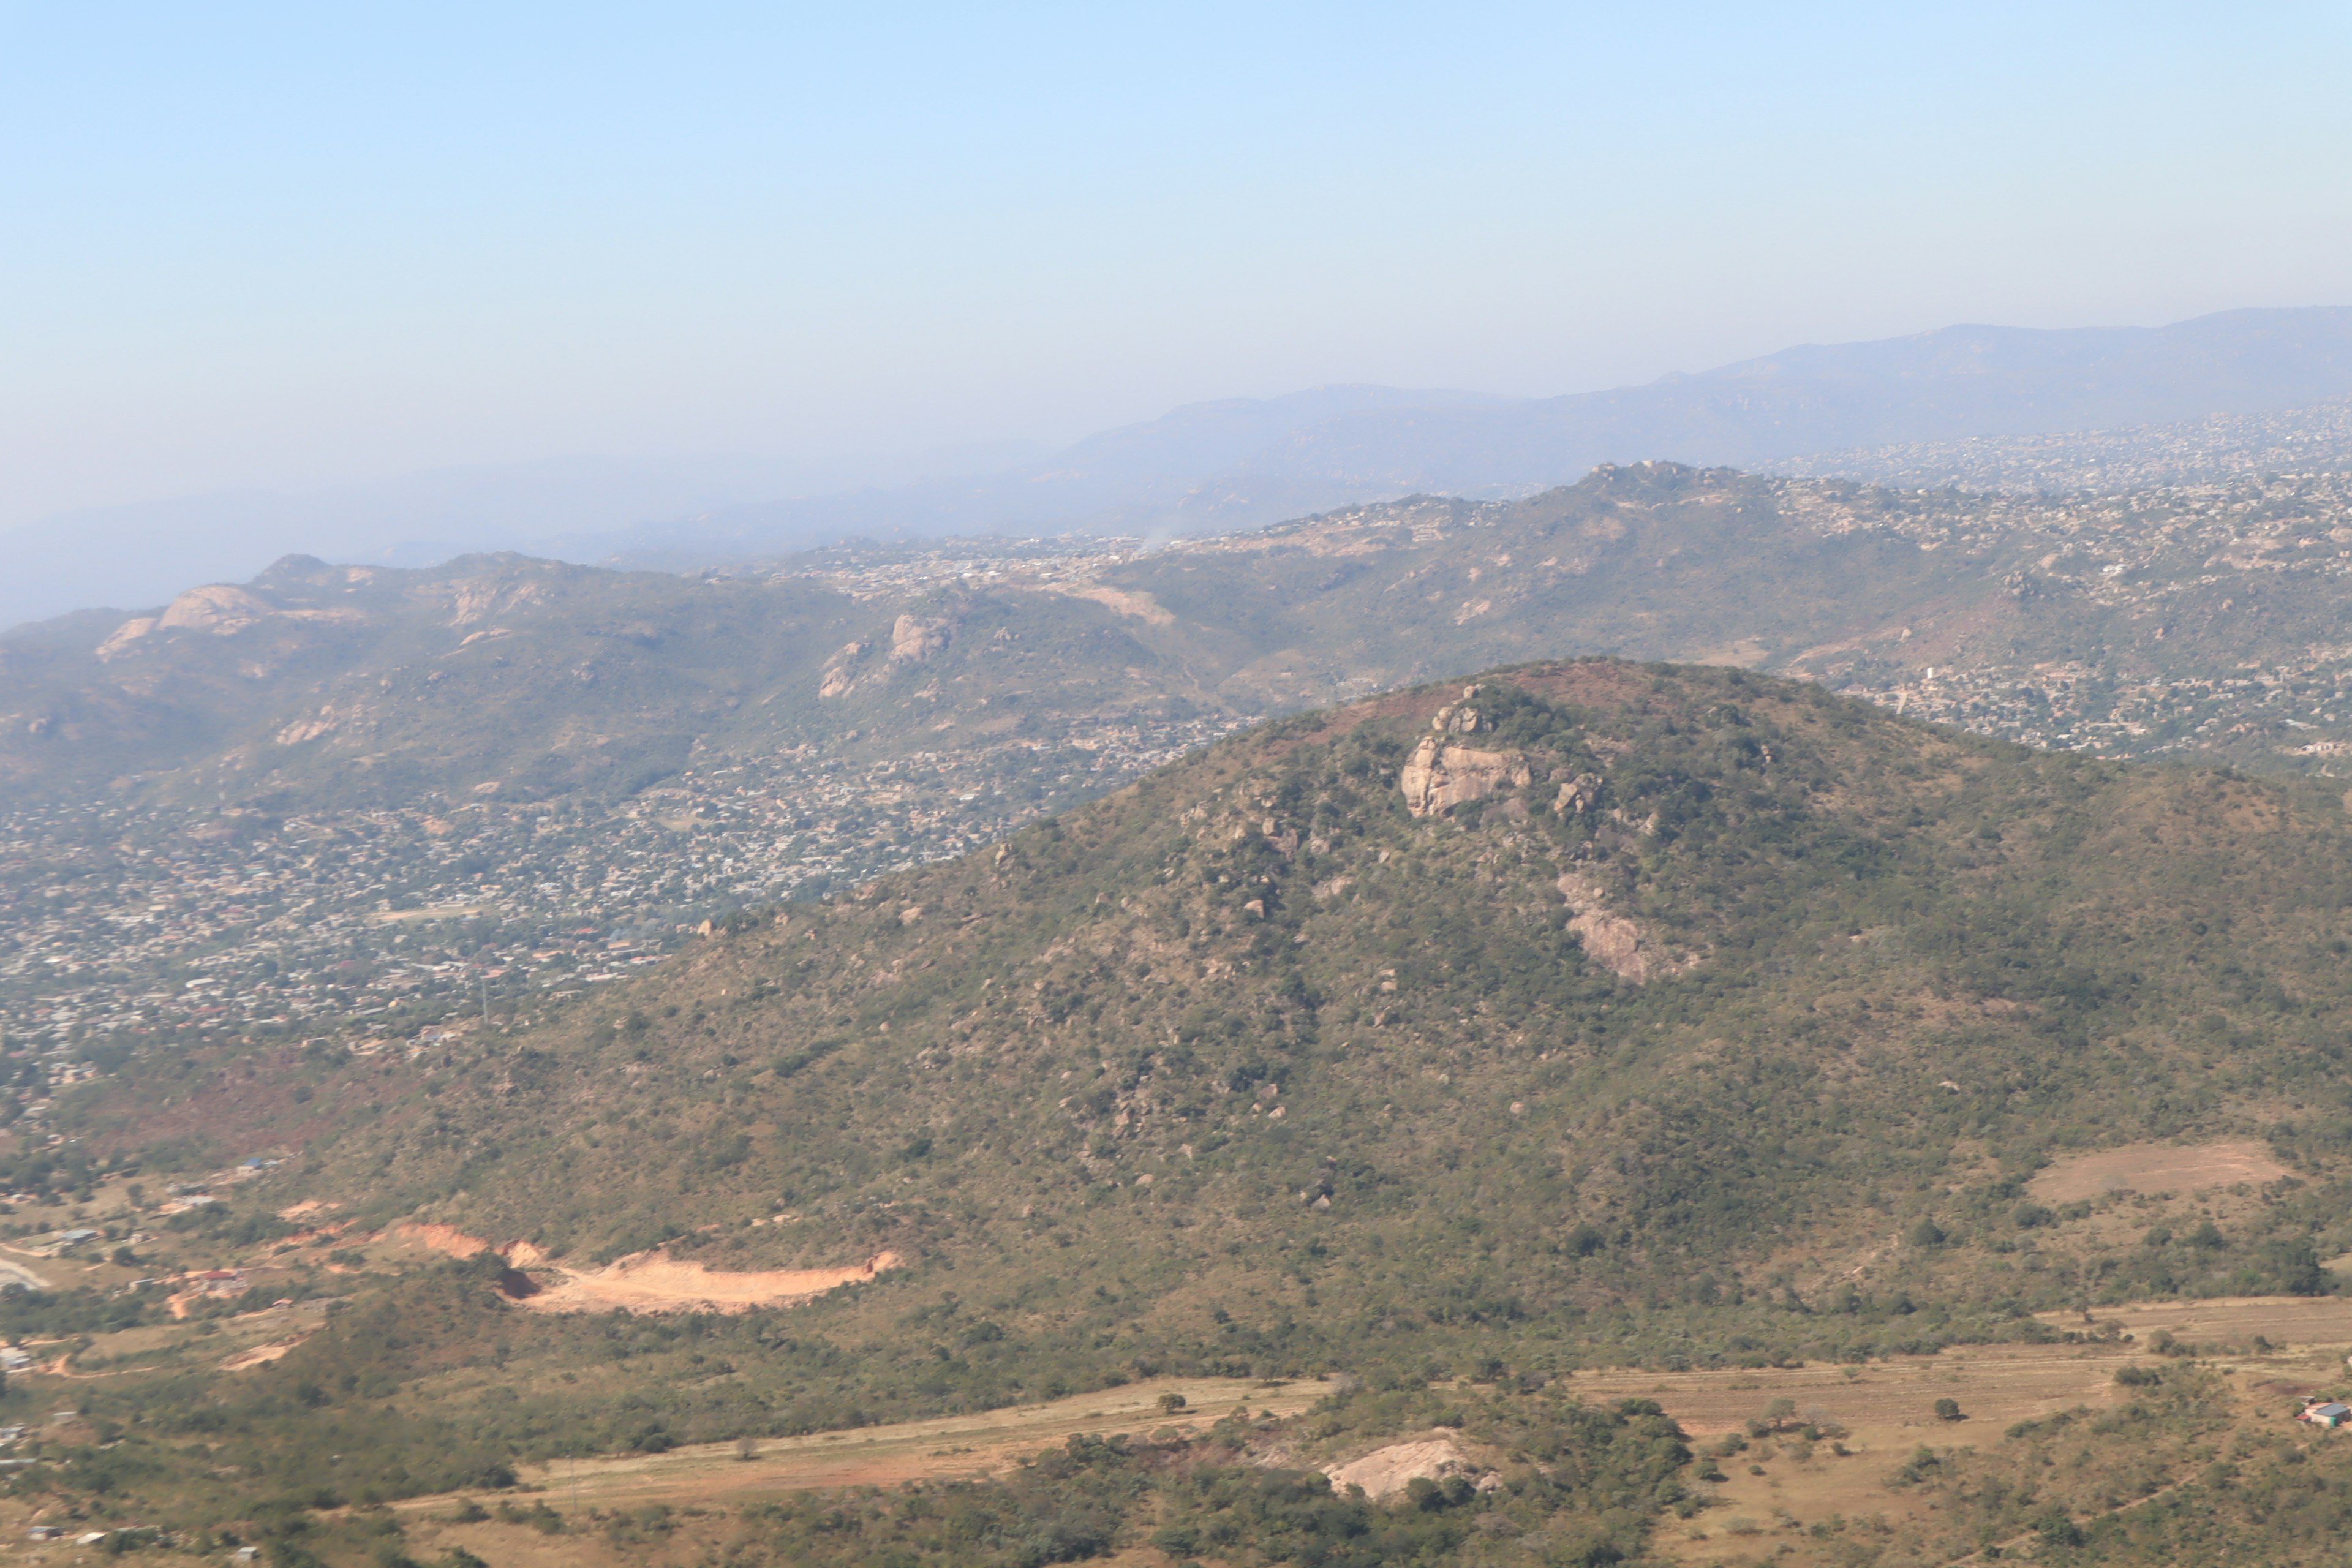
[{"xmin": 19, "ymin": 658, "xmax": 2352, "ymax": 1558}]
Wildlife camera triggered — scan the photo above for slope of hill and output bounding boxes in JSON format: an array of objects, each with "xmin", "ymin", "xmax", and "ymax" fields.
[{"xmin": 223, "ymin": 661, "xmax": 2352, "ymax": 1306}]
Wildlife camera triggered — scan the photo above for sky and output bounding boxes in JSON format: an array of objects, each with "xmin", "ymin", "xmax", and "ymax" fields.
[{"xmin": 2, "ymin": 2, "xmax": 2350, "ymax": 532}]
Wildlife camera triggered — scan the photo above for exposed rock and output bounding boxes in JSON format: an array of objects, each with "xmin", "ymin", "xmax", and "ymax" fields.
[
  {"xmin": 1047, "ymin": 582, "xmax": 1176, "ymax": 625},
  {"xmin": 889, "ymin": 614, "xmax": 953, "ymax": 664},
  {"xmin": 1324, "ymin": 1435, "xmax": 1480, "ymax": 1500},
  {"xmin": 1400, "ymin": 738, "xmax": 1532, "ymax": 817},
  {"xmin": 1556, "ymin": 872, "xmax": 1654, "ymax": 982},
  {"xmin": 94, "ymin": 617, "xmax": 157, "ymax": 660},
  {"xmin": 818, "ymin": 640, "xmax": 870, "ymax": 699},
  {"xmin": 1552, "ymin": 771, "xmax": 1603, "ymax": 816},
  {"xmin": 1427, "ymin": 685, "xmax": 1487, "ymax": 737},
  {"xmin": 157, "ymin": 584, "xmax": 273, "ymax": 636},
  {"xmin": 274, "ymin": 709, "xmax": 340, "ymax": 745}
]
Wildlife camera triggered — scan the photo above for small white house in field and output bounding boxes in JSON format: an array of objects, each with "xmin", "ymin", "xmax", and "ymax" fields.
[{"xmin": 2298, "ymin": 1400, "xmax": 2351, "ymax": 1429}]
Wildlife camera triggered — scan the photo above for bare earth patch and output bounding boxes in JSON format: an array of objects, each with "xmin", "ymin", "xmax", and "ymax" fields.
[
  {"xmin": 221, "ymin": 1338, "xmax": 307, "ymax": 1372},
  {"xmin": 2028, "ymin": 1139, "xmax": 2288, "ymax": 1203},
  {"xmin": 385, "ymin": 1221, "xmax": 500, "ymax": 1259},
  {"xmin": 514, "ymin": 1249, "xmax": 903, "ymax": 1314}
]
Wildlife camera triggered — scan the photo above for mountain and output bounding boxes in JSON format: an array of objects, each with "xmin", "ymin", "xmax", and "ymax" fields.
[
  {"xmin": 0, "ymin": 548, "xmax": 1212, "ymax": 810},
  {"xmin": 25, "ymin": 660, "xmax": 2352, "ymax": 1562},
  {"xmin": 11, "ymin": 307, "xmax": 2352, "ymax": 631},
  {"xmin": 598, "ymin": 307, "xmax": 2352, "ymax": 552},
  {"xmin": 16, "ymin": 456, "xmax": 2352, "ymax": 818}
]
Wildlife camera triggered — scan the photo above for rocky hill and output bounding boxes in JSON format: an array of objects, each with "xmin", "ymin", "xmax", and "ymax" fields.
[
  {"xmin": 19, "ymin": 458, "xmax": 2352, "ymax": 820},
  {"xmin": 20, "ymin": 659, "xmax": 2352, "ymax": 1561},
  {"xmin": 253, "ymin": 659, "xmax": 2352, "ymax": 1300}
]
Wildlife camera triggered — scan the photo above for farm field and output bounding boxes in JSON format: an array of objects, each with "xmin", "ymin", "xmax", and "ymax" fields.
[
  {"xmin": 393, "ymin": 1375, "xmax": 1329, "ymax": 1515},
  {"xmin": 365, "ymin": 1298, "xmax": 2352, "ymax": 1568},
  {"xmin": 1570, "ymin": 1295, "xmax": 2352, "ymax": 1567}
]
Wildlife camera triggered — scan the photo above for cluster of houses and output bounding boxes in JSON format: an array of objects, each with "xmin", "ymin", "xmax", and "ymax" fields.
[{"xmin": 1, "ymin": 665, "xmax": 1236, "ymax": 1062}]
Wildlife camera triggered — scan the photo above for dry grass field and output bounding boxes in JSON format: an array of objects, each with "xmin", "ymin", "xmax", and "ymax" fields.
[
  {"xmin": 366, "ymin": 1298, "xmax": 2352, "ymax": 1568},
  {"xmin": 362, "ymin": 1297, "xmax": 2352, "ymax": 1568},
  {"xmin": 1602, "ymin": 1295, "xmax": 2352, "ymax": 1567},
  {"xmin": 394, "ymin": 1376, "xmax": 1328, "ymax": 1516},
  {"xmin": 22, "ymin": 1297, "xmax": 2352, "ymax": 1566},
  {"xmin": 2026, "ymin": 1140, "xmax": 2289, "ymax": 1204}
]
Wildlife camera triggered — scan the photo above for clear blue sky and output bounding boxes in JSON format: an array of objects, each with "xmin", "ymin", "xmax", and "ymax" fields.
[{"xmin": 2, "ymin": 2, "xmax": 2347, "ymax": 526}]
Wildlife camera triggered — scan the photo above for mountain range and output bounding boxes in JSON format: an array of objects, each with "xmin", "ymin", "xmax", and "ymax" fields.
[
  {"xmin": 9, "ymin": 306, "xmax": 2352, "ymax": 631},
  {"xmin": 12, "ymin": 456, "xmax": 2352, "ymax": 819}
]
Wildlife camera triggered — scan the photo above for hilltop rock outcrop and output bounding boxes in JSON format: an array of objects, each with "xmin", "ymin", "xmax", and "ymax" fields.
[
  {"xmin": 889, "ymin": 614, "xmax": 953, "ymax": 664},
  {"xmin": 1400, "ymin": 685, "xmax": 1534, "ymax": 816},
  {"xmin": 1400, "ymin": 740, "xmax": 1531, "ymax": 816},
  {"xmin": 157, "ymin": 584, "xmax": 274, "ymax": 636}
]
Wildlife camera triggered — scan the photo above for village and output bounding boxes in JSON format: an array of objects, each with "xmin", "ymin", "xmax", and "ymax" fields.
[{"xmin": 0, "ymin": 706, "xmax": 1242, "ymax": 1107}]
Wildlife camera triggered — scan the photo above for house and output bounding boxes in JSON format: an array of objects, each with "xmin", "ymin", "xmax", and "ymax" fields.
[{"xmin": 2298, "ymin": 1400, "xmax": 2351, "ymax": 1428}]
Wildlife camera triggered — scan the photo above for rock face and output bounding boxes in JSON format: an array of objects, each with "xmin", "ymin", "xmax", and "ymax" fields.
[
  {"xmin": 1323, "ymin": 1435, "xmax": 1488, "ymax": 1501},
  {"xmin": 1400, "ymin": 740, "xmax": 1532, "ymax": 816},
  {"xmin": 1556, "ymin": 871, "xmax": 1654, "ymax": 983},
  {"xmin": 94, "ymin": 617, "xmax": 158, "ymax": 661},
  {"xmin": 1399, "ymin": 685, "xmax": 1533, "ymax": 817},
  {"xmin": 889, "ymin": 614, "xmax": 952, "ymax": 664},
  {"xmin": 1553, "ymin": 772, "xmax": 1603, "ymax": 816},
  {"xmin": 156, "ymin": 584, "xmax": 273, "ymax": 636},
  {"xmin": 818, "ymin": 640, "xmax": 870, "ymax": 699}
]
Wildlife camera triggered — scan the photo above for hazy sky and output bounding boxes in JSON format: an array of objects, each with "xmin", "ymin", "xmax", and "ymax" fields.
[{"xmin": 4, "ymin": 2, "xmax": 2348, "ymax": 529}]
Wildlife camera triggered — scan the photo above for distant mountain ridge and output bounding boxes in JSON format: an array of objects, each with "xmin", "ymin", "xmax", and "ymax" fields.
[
  {"xmin": 18, "ymin": 456, "xmax": 2352, "ymax": 816},
  {"xmin": 9, "ymin": 306, "xmax": 2352, "ymax": 630},
  {"xmin": 644, "ymin": 307, "xmax": 2352, "ymax": 555}
]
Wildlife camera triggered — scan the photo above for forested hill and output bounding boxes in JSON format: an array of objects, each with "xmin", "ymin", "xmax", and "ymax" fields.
[{"xmin": 139, "ymin": 661, "xmax": 2352, "ymax": 1363}]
